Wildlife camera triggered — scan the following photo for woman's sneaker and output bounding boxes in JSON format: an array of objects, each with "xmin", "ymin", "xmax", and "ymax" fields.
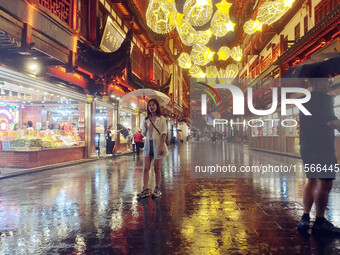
[
  {"xmin": 152, "ymin": 187, "xmax": 162, "ymax": 198},
  {"xmin": 297, "ymin": 218, "xmax": 310, "ymax": 234},
  {"xmin": 137, "ymin": 188, "xmax": 151, "ymax": 199},
  {"xmin": 312, "ymin": 218, "xmax": 340, "ymax": 234}
]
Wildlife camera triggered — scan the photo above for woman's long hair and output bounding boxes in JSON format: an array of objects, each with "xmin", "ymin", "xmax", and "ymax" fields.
[{"xmin": 146, "ymin": 98, "xmax": 161, "ymax": 118}]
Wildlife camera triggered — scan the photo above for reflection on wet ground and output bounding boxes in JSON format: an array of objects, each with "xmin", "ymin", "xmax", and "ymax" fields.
[{"xmin": 0, "ymin": 141, "xmax": 340, "ymax": 254}]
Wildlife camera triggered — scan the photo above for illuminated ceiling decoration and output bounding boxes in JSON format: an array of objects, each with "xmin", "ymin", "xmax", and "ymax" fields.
[
  {"xmin": 206, "ymin": 65, "xmax": 218, "ymax": 78},
  {"xmin": 243, "ymin": 19, "xmax": 263, "ymax": 35},
  {"xmin": 217, "ymin": 46, "xmax": 231, "ymax": 61},
  {"xmin": 211, "ymin": 0, "xmax": 234, "ymax": 37},
  {"xmin": 256, "ymin": 0, "xmax": 291, "ymax": 26},
  {"xmin": 183, "ymin": 0, "xmax": 213, "ymax": 26},
  {"xmin": 190, "ymin": 45, "xmax": 215, "ymax": 66},
  {"xmin": 190, "ymin": 65, "xmax": 206, "ymax": 78},
  {"xmin": 176, "ymin": 13, "xmax": 197, "ymax": 46},
  {"xmin": 146, "ymin": 0, "xmax": 177, "ymax": 34},
  {"xmin": 178, "ymin": 53, "xmax": 193, "ymax": 69},
  {"xmin": 195, "ymin": 29, "xmax": 213, "ymax": 46},
  {"xmin": 225, "ymin": 64, "xmax": 239, "ymax": 78},
  {"xmin": 230, "ymin": 46, "xmax": 243, "ymax": 62},
  {"xmin": 243, "ymin": 0, "xmax": 295, "ymax": 35}
]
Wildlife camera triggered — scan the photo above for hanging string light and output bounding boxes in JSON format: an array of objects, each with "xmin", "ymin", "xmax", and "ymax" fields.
[
  {"xmin": 176, "ymin": 13, "xmax": 197, "ymax": 46},
  {"xmin": 217, "ymin": 46, "xmax": 231, "ymax": 61},
  {"xmin": 230, "ymin": 46, "xmax": 243, "ymax": 62},
  {"xmin": 146, "ymin": 0, "xmax": 177, "ymax": 34},
  {"xmin": 243, "ymin": 19, "xmax": 263, "ymax": 35},
  {"xmin": 189, "ymin": 65, "xmax": 206, "ymax": 78},
  {"xmin": 183, "ymin": 0, "xmax": 213, "ymax": 26},
  {"xmin": 178, "ymin": 53, "xmax": 193, "ymax": 69},
  {"xmin": 190, "ymin": 45, "xmax": 215, "ymax": 66},
  {"xmin": 195, "ymin": 29, "xmax": 213, "ymax": 46}
]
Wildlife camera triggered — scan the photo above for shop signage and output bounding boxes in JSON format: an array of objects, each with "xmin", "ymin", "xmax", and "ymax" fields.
[{"xmin": 100, "ymin": 17, "xmax": 125, "ymax": 53}]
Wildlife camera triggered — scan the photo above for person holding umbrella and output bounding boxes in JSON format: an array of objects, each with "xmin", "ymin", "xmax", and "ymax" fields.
[
  {"xmin": 298, "ymin": 77, "xmax": 340, "ymax": 235},
  {"xmin": 137, "ymin": 98, "xmax": 168, "ymax": 199}
]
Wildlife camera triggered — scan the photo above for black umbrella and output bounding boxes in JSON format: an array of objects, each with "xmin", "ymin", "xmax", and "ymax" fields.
[
  {"xmin": 117, "ymin": 123, "xmax": 129, "ymax": 138},
  {"xmin": 284, "ymin": 52, "xmax": 340, "ymax": 78}
]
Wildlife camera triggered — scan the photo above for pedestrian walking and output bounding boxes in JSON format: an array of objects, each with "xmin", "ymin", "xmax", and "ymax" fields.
[
  {"xmin": 134, "ymin": 129, "xmax": 144, "ymax": 156},
  {"xmin": 137, "ymin": 99, "xmax": 169, "ymax": 199},
  {"xmin": 298, "ymin": 77, "xmax": 340, "ymax": 235}
]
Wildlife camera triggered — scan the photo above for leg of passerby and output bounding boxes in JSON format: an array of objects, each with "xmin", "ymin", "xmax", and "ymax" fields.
[
  {"xmin": 298, "ymin": 179, "xmax": 316, "ymax": 233},
  {"xmin": 137, "ymin": 156, "xmax": 152, "ymax": 198},
  {"xmin": 152, "ymin": 159, "xmax": 162, "ymax": 198},
  {"xmin": 312, "ymin": 179, "xmax": 340, "ymax": 234},
  {"xmin": 136, "ymin": 143, "xmax": 140, "ymax": 156}
]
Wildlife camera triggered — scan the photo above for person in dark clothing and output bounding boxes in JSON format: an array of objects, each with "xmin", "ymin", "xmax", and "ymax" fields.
[
  {"xmin": 134, "ymin": 129, "xmax": 144, "ymax": 156},
  {"xmin": 298, "ymin": 78, "xmax": 340, "ymax": 235},
  {"xmin": 106, "ymin": 125, "xmax": 118, "ymax": 155}
]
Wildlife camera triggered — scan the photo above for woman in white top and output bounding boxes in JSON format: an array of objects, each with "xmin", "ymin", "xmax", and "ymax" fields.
[{"xmin": 137, "ymin": 99, "xmax": 168, "ymax": 199}]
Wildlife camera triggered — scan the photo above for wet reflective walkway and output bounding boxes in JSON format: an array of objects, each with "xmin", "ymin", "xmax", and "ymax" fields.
[{"xmin": 1, "ymin": 141, "xmax": 340, "ymax": 254}]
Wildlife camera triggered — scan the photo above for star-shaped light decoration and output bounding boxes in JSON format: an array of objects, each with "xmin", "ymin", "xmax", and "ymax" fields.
[
  {"xmin": 176, "ymin": 12, "xmax": 197, "ymax": 46},
  {"xmin": 190, "ymin": 45, "xmax": 214, "ymax": 66},
  {"xmin": 215, "ymin": 0, "xmax": 232, "ymax": 15},
  {"xmin": 146, "ymin": 0, "xmax": 176, "ymax": 34},
  {"xmin": 203, "ymin": 48, "xmax": 215, "ymax": 61},
  {"xmin": 217, "ymin": 46, "xmax": 231, "ymax": 61},
  {"xmin": 225, "ymin": 21, "xmax": 235, "ymax": 32},
  {"xmin": 243, "ymin": 19, "xmax": 263, "ymax": 35},
  {"xmin": 153, "ymin": 6, "xmax": 169, "ymax": 24},
  {"xmin": 282, "ymin": 0, "xmax": 295, "ymax": 7}
]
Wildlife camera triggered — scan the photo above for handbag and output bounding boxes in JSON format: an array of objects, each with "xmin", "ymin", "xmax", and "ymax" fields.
[{"xmin": 149, "ymin": 118, "xmax": 170, "ymax": 146}]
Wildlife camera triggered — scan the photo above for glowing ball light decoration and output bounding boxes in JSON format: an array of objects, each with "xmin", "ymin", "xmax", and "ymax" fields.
[
  {"xmin": 176, "ymin": 13, "xmax": 197, "ymax": 46},
  {"xmin": 225, "ymin": 64, "xmax": 239, "ymax": 78},
  {"xmin": 190, "ymin": 45, "xmax": 215, "ymax": 66},
  {"xmin": 211, "ymin": 0, "xmax": 235, "ymax": 37},
  {"xmin": 243, "ymin": 19, "xmax": 263, "ymax": 35},
  {"xmin": 178, "ymin": 53, "xmax": 193, "ymax": 69},
  {"xmin": 183, "ymin": 0, "xmax": 213, "ymax": 26},
  {"xmin": 256, "ymin": 0, "xmax": 291, "ymax": 26},
  {"xmin": 189, "ymin": 65, "xmax": 206, "ymax": 78},
  {"xmin": 217, "ymin": 46, "xmax": 231, "ymax": 61},
  {"xmin": 146, "ymin": 0, "xmax": 177, "ymax": 34},
  {"xmin": 195, "ymin": 29, "xmax": 213, "ymax": 46},
  {"xmin": 206, "ymin": 65, "xmax": 218, "ymax": 78},
  {"xmin": 230, "ymin": 46, "xmax": 243, "ymax": 62}
]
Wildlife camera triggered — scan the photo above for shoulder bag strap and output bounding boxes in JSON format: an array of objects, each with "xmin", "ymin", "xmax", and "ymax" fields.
[{"xmin": 149, "ymin": 118, "xmax": 161, "ymax": 135}]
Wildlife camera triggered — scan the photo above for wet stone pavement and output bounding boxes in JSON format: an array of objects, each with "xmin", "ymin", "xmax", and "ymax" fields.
[{"xmin": 0, "ymin": 141, "xmax": 340, "ymax": 254}]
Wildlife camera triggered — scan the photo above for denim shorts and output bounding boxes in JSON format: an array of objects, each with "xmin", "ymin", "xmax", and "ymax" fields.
[{"xmin": 149, "ymin": 140, "xmax": 154, "ymax": 158}]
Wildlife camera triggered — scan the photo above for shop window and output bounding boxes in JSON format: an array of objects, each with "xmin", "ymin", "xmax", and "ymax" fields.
[
  {"xmin": 131, "ymin": 46, "xmax": 145, "ymax": 79},
  {"xmin": 0, "ymin": 81, "xmax": 87, "ymax": 162},
  {"xmin": 303, "ymin": 15, "xmax": 308, "ymax": 35},
  {"xmin": 77, "ymin": 0, "xmax": 89, "ymax": 37},
  {"xmin": 294, "ymin": 23, "xmax": 300, "ymax": 41},
  {"xmin": 153, "ymin": 59, "xmax": 163, "ymax": 86}
]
